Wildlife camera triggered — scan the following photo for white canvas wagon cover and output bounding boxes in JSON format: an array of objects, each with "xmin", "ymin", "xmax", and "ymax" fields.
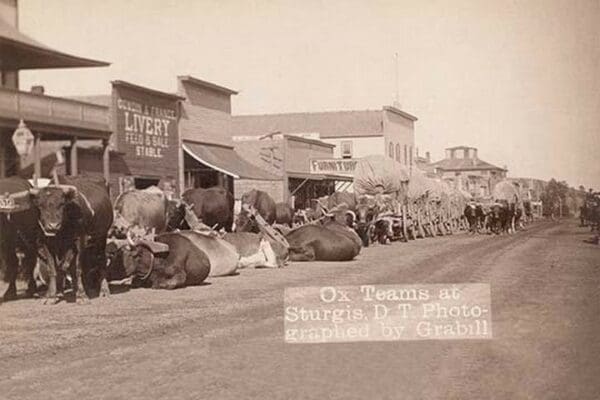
[{"xmin": 353, "ymin": 155, "xmax": 409, "ymax": 196}]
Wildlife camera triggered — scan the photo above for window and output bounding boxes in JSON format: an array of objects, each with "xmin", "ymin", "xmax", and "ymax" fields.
[
  {"xmin": 388, "ymin": 142, "xmax": 394, "ymax": 158},
  {"xmin": 341, "ymin": 140, "xmax": 353, "ymax": 159},
  {"xmin": 409, "ymin": 146, "xmax": 413, "ymax": 165},
  {"xmin": 395, "ymin": 144, "xmax": 400, "ymax": 161},
  {"xmin": 404, "ymin": 145, "xmax": 408, "ymax": 165}
]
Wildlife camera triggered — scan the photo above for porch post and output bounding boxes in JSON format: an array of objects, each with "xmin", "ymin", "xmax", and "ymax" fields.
[
  {"xmin": 33, "ymin": 132, "xmax": 41, "ymax": 186},
  {"xmin": 70, "ymin": 137, "xmax": 78, "ymax": 176},
  {"xmin": 102, "ymin": 139, "xmax": 110, "ymax": 183},
  {"xmin": 0, "ymin": 139, "xmax": 5, "ymax": 178}
]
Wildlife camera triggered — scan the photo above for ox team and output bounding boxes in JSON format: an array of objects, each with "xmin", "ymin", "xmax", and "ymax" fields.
[{"xmin": 1, "ymin": 175, "xmax": 589, "ymax": 304}]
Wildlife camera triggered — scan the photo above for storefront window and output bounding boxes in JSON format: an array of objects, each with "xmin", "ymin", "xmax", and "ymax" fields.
[
  {"xmin": 404, "ymin": 145, "xmax": 408, "ymax": 165},
  {"xmin": 388, "ymin": 142, "xmax": 394, "ymax": 158},
  {"xmin": 395, "ymin": 144, "xmax": 400, "ymax": 161}
]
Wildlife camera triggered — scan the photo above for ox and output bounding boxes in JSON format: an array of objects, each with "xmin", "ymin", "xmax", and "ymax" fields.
[
  {"xmin": 107, "ymin": 234, "xmax": 210, "ymax": 290},
  {"xmin": 0, "ymin": 177, "xmax": 40, "ymax": 301},
  {"xmin": 182, "ymin": 186, "xmax": 234, "ymax": 232},
  {"xmin": 285, "ymin": 220, "xmax": 362, "ymax": 261},
  {"xmin": 30, "ymin": 176, "xmax": 113, "ymax": 303},
  {"xmin": 275, "ymin": 202, "xmax": 294, "ymax": 227},
  {"xmin": 223, "ymin": 232, "xmax": 282, "ymax": 268},
  {"xmin": 237, "ymin": 189, "xmax": 277, "ymax": 233},
  {"xmin": 112, "ymin": 186, "xmax": 181, "ymax": 238},
  {"xmin": 107, "ymin": 230, "xmax": 243, "ymax": 289}
]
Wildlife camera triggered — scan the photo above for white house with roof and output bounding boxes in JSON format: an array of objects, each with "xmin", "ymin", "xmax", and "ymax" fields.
[{"xmin": 430, "ymin": 146, "xmax": 507, "ymax": 197}]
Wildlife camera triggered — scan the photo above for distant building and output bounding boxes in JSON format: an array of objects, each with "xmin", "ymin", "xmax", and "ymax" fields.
[
  {"xmin": 232, "ymin": 106, "xmax": 417, "ymax": 168},
  {"xmin": 430, "ymin": 146, "xmax": 507, "ymax": 197}
]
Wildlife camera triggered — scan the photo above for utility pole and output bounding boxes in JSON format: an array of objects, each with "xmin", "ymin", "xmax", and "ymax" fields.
[{"xmin": 394, "ymin": 53, "xmax": 400, "ymax": 108}]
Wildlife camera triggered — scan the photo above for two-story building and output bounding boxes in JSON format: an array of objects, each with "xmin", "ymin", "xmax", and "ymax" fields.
[
  {"xmin": 0, "ymin": 0, "xmax": 110, "ymax": 183},
  {"xmin": 429, "ymin": 146, "xmax": 507, "ymax": 197},
  {"xmin": 231, "ymin": 106, "xmax": 417, "ymax": 200},
  {"xmin": 232, "ymin": 106, "xmax": 417, "ymax": 166}
]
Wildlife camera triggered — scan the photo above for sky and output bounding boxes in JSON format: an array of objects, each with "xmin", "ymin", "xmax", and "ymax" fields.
[{"xmin": 18, "ymin": 0, "xmax": 600, "ymax": 189}]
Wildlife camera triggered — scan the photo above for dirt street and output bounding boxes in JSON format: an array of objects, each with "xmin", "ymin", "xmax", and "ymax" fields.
[{"xmin": 0, "ymin": 219, "xmax": 598, "ymax": 400}]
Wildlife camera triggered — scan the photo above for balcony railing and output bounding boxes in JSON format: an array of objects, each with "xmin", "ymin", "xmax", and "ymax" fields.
[{"xmin": 0, "ymin": 87, "xmax": 110, "ymax": 133}]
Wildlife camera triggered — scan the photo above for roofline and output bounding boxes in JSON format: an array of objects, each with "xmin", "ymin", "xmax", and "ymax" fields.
[
  {"xmin": 319, "ymin": 133, "xmax": 383, "ymax": 139},
  {"xmin": 445, "ymin": 146, "xmax": 477, "ymax": 150},
  {"xmin": 178, "ymin": 75, "xmax": 239, "ymax": 95},
  {"xmin": 183, "ymin": 139, "xmax": 234, "ymax": 150},
  {"xmin": 382, "ymin": 106, "xmax": 418, "ymax": 121},
  {"xmin": 284, "ymin": 134, "xmax": 336, "ymax": 148},
  {"xmin": 233, "ymin": 108, "xmax": 385, "ymax": 118},
  {"xmin": 0, "ymin": 38, "xmax": 110, "ymax": 70},
  {"xmin": 434, "ymin": 165, "xmax": 508, "ymax": 172},
  {"xmin": 111, "ymin": 80, "xmax": 185, "ymax": 101}
]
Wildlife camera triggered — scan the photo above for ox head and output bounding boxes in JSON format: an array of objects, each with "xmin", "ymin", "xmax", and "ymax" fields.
[
  {"xmin": 106, "ymin": 234, "xmax": 169, "ymax": 286},
  {"xmin": 165, "ymin": 199, "xmax": 188, "ymax": 231},
  {"xmin": 354, "ymin": 196, "xmax": 379, "ymax": 246},
  {"xmin": 236, "ymin": 204, "xmax": 261, "ymax": 233},
  {"xmin": 241, "ymin": 189, "xmax": 258, "ymax": 207},
  {"xmin": 29, "ymin": 185, "xmax": 77, "ymax": 236}
]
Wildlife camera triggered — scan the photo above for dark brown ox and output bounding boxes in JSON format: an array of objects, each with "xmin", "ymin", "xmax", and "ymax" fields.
[
  {"xmin": 0, "ymin": 176, "xmax": 40, "ymax": 301},
  {"xmin": 182, "ymin": 186, "xmax": 234, "ymax": 231},
  {"xmin": 285, "ymin": 220, "xmax": 361, "ymax": 261},
  {"xmin": 275, "ymin": 202, "xmax": 294, "ymax": 227},
  {"xmin": 107, "ymin": 233, "xmax": 211, "ymax": 290},
  {"xmin": 236, "ymin": 189, "xmax": 277, "ymax": 233},
  {"xmin": 30, "ymin": 176, "xmax": 113, "ymax": 304}
]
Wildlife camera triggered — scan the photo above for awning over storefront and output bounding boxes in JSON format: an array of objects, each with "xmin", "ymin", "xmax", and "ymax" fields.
[
  {"xmin": 183, "ymin": 141, "xmax": 279, "ymax": 180},
  {"xmin": 0, "ymin": 17, "xmax": 109, "ymax": 69},
  {"xmin": 288, "ymin": 171, "xmax": 353, "ymax": 182}
]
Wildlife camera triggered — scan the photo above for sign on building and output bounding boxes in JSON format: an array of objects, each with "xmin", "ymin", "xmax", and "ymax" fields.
[
  {"xmin": 115, "ymin": 97, "xmax": 177, "ymax": 159},
  {"xmin": 112, "ymin": 81, "xmax": 182, "ymax": 195},
  {"xmin": 309, "ymin": 158, "xmax": 359, "ymax": 176}
]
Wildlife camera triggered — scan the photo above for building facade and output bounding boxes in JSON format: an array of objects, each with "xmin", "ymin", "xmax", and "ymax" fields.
[
  {"xmin": 0, "ymin": 0, "xmax": 110, "ymax": 183},
  {"xmin": 232, "ymin": 106, "xmax": 417, "ymax": 169},
  {"xmin": 430, "ymin": 146, "xmax": 507, "ymax": 197},
  {"xmin": 231, "ymin": 133, "xmax": 349, "ymax": 207}
]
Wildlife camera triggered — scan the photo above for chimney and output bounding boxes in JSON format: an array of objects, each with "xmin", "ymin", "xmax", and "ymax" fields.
[
  {"xmin": 473, "ymin": 148, "xmax": 478, "ymax": 159},
  {"xmin": 31, "ymin": 85, "xmax": 45, "ymax": 95},
  {"xmin": 425, "ymin": 151, "xmax": 431, "ymax": 163}
]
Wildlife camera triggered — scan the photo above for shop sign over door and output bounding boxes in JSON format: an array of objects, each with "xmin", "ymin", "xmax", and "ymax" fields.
[{"xmin": 309, "ymin": 158, "xmax": 359, "ymax": 176}]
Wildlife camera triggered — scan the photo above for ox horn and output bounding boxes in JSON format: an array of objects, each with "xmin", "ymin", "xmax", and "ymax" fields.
[
  {"xmin": 126, "ymin": 228, "xmax": 137, "ymax": 247},
  {"xmin": 57, "ymin": 184, "xmax": 78, "ymax": 193}
]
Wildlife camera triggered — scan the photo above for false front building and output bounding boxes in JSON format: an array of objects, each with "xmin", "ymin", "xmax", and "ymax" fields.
[{"xmin": 231, "ymin": 106, "xmax": 417, "ymax": 205}]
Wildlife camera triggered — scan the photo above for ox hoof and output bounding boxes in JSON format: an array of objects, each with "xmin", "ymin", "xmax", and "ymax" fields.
[
  {"xmin": 76, "ymin": 297, "xmax": 90, "ymax": 305},
  {"xmin": 99, "ymin": 280, "xmax": 111, "ymax": 298},
  {"xmin": 42, "ymin": 296, "xmax": 61, "ymax": 305},
  {"xmin": 3, "ymin": 289, "xmax": 17, "ymax": 302}
]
